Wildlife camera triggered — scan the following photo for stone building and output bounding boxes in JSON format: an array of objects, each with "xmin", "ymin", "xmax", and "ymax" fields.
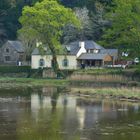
[{"xmin": 0, "ymin": 40, "xmax": 25, "ymax": 65}]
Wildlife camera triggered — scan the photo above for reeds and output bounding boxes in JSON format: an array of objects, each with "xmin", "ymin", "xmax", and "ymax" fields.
[{"xmin": 68, "ymin": 74, "xmax": 130, "ymax": 83}]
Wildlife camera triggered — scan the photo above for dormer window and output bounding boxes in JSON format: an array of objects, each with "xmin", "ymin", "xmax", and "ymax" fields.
[
  {"xmin": 94, "ymin": 49, "xmax": 99, "ymax": 53},
  {"xmin": 87, "ymin": 49, "xmax": 99, "ymax": 53},
  {"xmin": 66, "ymin": 46, "xmax": 70, "ymax": 53},
  {"xmin": 87, "ymin": 49, "xmax": 90, "ymax": 53}
]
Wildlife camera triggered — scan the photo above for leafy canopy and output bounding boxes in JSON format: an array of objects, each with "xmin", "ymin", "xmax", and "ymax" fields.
[
  {"xmin": 101, "ymin": 0, "xmax": 140, "ymax": 57},
  {"xmin": 19, "ymin": 0, "xmax": 80, "ymax": 49},
  {"xmin": 19, "ymin": 0, "xmax": 80, "ymax": 72}
]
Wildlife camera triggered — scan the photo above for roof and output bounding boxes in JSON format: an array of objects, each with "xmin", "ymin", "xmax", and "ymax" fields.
[
  {"xmin": 64, "ymin": 42, "xmax": 80, "ymax": 55},
  {"xmin": 32, "ymin": 48, "xmax": 40, "ymax": 55},
  {"xmin": 78, "ymin": 53, "xmax": 108, "ymax": 60},
  {"xmin": 84, "ymin": 41, "xmax": 105, "ymax": 50},
  {"xmin": 7, "ymin": 40, "xmax": 25, "ymax": 53},
  {"xmin": 31, "ymin": 40, "xmax": 118, "ymax": 59},
  {"xmin": 100, "ymin": 49, "xmax": 118, "ymax": 55},
  {"xmin": 65, "ymin": 40, "xmax": 105, "ymax": 55},
  {"xmin": 32, "ymin": 47, "xmax": 52, "ymax": 55},
  {"xmin": 100, "ymin": 49, "xmax": 118, "ymax": 60}
]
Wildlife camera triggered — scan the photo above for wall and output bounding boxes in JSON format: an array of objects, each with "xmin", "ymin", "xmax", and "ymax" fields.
[
  {"xmin": 31, "ymin": 55, "xmax": 78, "ymax": 70},
  {"xmin": 0, "ymin": 42, "xmax": 22, "ymax": 65}
]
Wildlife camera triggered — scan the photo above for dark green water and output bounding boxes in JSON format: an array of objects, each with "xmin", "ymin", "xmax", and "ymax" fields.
[{"xmin": 0, "ymin": 87, "xmax": 140, "ymax": 140}]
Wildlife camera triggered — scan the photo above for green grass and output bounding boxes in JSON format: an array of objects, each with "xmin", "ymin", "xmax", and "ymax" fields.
[
  {"xmin": 0, "ymin": 77, "xmax": 69, "ymax": 88},
  {"xmin": 71, "ymin": 87, "xmax": 140, "ymax": 99},
  {"xmin": 0, "ymin": 77, "xmax": 140, "ymax": 100}
]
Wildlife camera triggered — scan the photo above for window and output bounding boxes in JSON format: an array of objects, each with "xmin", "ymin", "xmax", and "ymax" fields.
[
  {"xmin": 19, "ymin": 55, "xmax": 24, "ymax": 61},
  {"xmin": 63, "ymin": 59, "xmax": 69, "ymax": 67},
  {"xmin": 5, "ymin": 56, "xmax": 10, "ymax": 61},
  {"xmin": 93, "ymin": 49, "xmax": 99, "ymax": 53},
  {"xmin": 39, "ymin": 59, "xmax": 45, "ymax": 67},
  {"xmin": 90, "ymin": 49, "xmax": 94, "ymax": 53},
  {"xmin": 6, "ymin": 48, "xmax": 9, "ymax": 53},
  {"xmin": 87, "ymin": 49, "xmax": 90, "ymax": 53}
]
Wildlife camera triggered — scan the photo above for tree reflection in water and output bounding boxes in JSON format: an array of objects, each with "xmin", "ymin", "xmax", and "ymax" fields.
[{"xmin": 1, "ymin": 87, "xmax": 140, "ymax": 140}]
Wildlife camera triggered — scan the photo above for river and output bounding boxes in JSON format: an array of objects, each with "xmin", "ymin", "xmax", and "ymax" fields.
[{"xmin": 0, "ymin": 87, "xmax": 140, "ymax": 140}]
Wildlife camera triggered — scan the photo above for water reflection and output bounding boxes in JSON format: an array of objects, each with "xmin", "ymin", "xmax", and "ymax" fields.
[{"xmin": 0, "ymin": 87, "xmax": 140, "ymax": 140}]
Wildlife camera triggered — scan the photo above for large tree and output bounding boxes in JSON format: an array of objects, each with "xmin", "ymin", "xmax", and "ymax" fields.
[
  {"xmin": 19, "ymin": 0, "xmax": 79, "ymax": 73},
  {"xmin": 100, "ymin": 0, "xmax": 140, "ymax": 58}
]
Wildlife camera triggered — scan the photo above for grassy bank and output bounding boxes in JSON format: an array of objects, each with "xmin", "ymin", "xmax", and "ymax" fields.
[
  {"xmin": 71, "ymin": 87, "xmax": 140, "ymax": 101},
  {"xmin": 0, "ymin": 77, "xmax": 140, "ymax": 101},
  {"xmin": 0, "ymin": 77, "xmax": 69, "ymax": 88}
]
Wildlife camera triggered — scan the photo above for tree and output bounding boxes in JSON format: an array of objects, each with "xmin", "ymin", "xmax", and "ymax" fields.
[
  {"xmin": 19, "ymin": 0, "xmax": 79, "ymax": 73},
  {"xmin": 62, "ymin": 7, "xmax": 93, "ymax": 43},
  {"xmin": 91, "ymin": 1, "xmax": 110, "ymax": 41},
  {"xmin": 101, "ymin": 0, "xmax": 140, "ymax": 58},
  {"xmin": 18, "ymin": 32, "xmax": 37, "ymax": 62},
  {"xmin": 0, "ymin": 0, "xmax": 12, "ymax": 45}
]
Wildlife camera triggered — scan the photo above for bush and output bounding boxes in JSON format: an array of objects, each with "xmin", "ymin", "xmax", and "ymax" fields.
[{"xmin": 0, "ymin": 66, "xmax": 31, "ymax": 73}]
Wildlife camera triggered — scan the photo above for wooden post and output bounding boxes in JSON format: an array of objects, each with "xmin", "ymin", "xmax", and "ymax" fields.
[{"xmin": 102, "ymin": 60, "xmax": 104, "ymax": 67}]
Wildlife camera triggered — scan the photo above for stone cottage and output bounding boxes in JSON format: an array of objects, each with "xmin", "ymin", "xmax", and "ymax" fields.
[
  {"xmin": 0, "ymin": 40, "xmax": 25, "ymax": 65},
  {"xmin": 31, "ymin": 40, "xmax": 118, "ymax": 69}
]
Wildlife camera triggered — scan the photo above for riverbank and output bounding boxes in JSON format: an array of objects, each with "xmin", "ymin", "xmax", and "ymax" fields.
[
  {"xmin": 70, "ymin": 87, "xmax": 140, "ymax": 102},
  {"xmin": 0, "ymin": 77, "xmax": 140, "ymax": 102},
  {"xmin": 0, "ymin": 77, "xmax": 69, "ymax": 88}
]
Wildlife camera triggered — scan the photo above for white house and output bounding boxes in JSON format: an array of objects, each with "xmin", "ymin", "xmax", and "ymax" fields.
[{"xmin": 31, "ymin": 40, "xmax": 118, "ymax": 69}]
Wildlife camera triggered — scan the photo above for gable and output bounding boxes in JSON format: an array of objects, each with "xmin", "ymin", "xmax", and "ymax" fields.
[
  {"xmin": 2, "ymin": 40, "xmax": 25, "ymax": 53},
  {"xmin": 104, "ymin": 55, "xmax": 112, "ymax": 62}
]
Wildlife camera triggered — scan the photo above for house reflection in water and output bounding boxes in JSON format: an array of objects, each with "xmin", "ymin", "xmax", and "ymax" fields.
[
  {"xmin": 30, "ymin": 87, "xmax": 140, "ymax": 128},
  {"xmin": 1, "ymin": 87, "xmax": 140, "ymax": 140}
]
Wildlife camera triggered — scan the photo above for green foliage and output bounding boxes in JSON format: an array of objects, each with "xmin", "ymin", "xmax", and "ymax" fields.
[
  {"xmin": 1, "ymin": 0, "xmax": 113, "ymax": 47},
  {"xmin": 100, "ymin": 0, "xmax": 140, "ymax": 58},
  {"xmin": 19, "ymin": 0, "xmax": 80, "ymax": 72},
  {"xmin": 0, "ymin": 66, "xmax": 31, "ymax": 73},
  {"xmin": 0, "ymin": 0, "xmax": 41, "ymax": 46}
]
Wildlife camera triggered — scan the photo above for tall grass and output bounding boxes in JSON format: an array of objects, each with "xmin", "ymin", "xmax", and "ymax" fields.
[{"xmin": 68, "ymin": 74, "xmax": 131, "ymax": 83}]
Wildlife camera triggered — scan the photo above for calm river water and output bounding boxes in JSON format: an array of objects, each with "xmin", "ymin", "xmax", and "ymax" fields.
[{"xmin": 0, "ymin": 87, "xmax": 140, "ymax": 140}]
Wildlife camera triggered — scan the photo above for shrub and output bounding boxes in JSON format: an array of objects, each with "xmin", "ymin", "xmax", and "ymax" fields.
[{"xmin": 0, "ymin": 66, "xmax": 31, "ymax": 73}]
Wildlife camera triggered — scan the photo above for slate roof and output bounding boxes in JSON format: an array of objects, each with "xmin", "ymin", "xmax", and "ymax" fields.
[
  {"xmin": 78, "ymin": 53, "xmax": 108, "ymax": 60},
  {"xmin": 65, "ymin": 40, "xmax": 105, "ymax": 55},
  {"xmin": 7, "ymin": 40, "xmax": 25, "ymax": 53},
  {"xmin": 32, "ymin": 48, "xmax": 40, "ymax": 55},
  {"xmin": 100, "ymin": 49, "xmax": 118, "ymax": 55},
  {"xmin": 32, "ymin": 48, "xmax": 56, "ymax": 55},
  {"xmin": 100, "ymin": 49, "xmax": 118, "ymax": 60},
  {"xmin": 32, "ymin": 40, "xmax": 118, "ymax": 60}
]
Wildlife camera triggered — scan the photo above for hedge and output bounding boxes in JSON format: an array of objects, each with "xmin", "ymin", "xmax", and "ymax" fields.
[{"xmin": 0, "ymin": 66, "xmax": 31, "ymax": 73}]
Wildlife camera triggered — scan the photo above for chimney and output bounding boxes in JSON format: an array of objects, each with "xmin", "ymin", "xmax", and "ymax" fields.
[
  {"xmin": 77, "ymin": 41, "xmax": 86, "ymax": 57},
  {"xmin": 79, "ymin": 41, "xmax": 85, "ymax": 48}
]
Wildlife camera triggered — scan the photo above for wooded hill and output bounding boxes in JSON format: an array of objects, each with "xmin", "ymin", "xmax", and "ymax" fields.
[{"xmin": 0, "ymin": 0, "xmax": 140, "ymax": 58}]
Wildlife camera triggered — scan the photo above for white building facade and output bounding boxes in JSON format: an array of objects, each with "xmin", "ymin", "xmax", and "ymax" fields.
[{"xmin": 31, "ymin": 40, "xmax": 118, "ymax": 70}]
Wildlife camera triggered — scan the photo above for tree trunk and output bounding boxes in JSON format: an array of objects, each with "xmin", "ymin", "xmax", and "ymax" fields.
[
  {"xmin": 48, "ymin": 42, "xmax": 60, "ymax": 75},
  {"xmin": 52, "ymin": 53, "xmax": 59, "ymax": 73}
]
